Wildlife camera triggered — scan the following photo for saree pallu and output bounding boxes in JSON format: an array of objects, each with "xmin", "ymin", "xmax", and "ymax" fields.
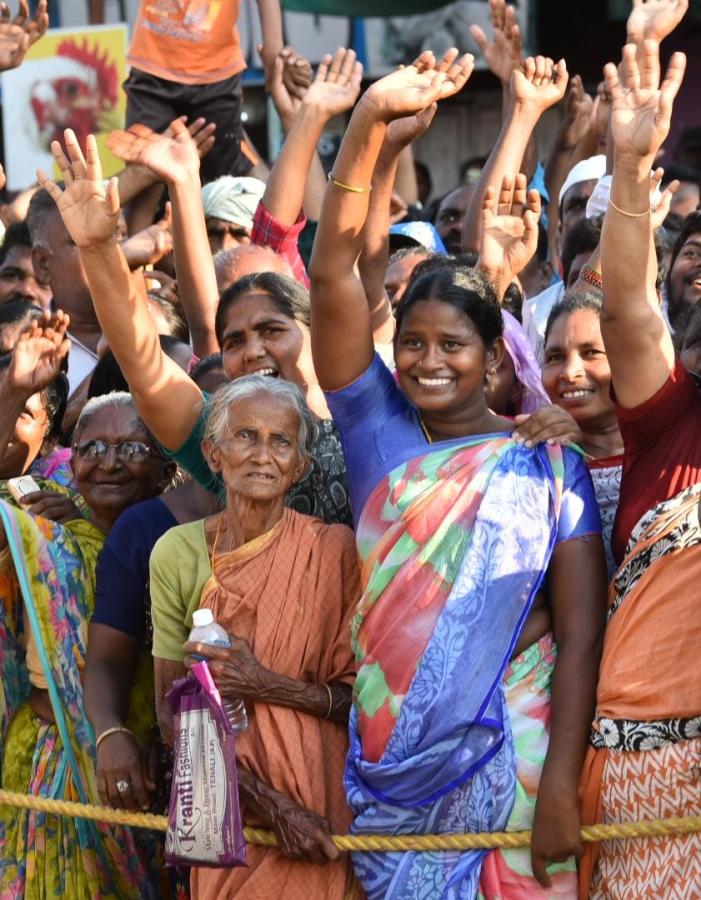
[
  {"xmin": 346, "ymin": 437, "xmax": 568, "ymax": 899},
  {"xmin": 579, "ymin": 482, "xmax": 701, "ymax": 899},
  {"xmin": 0, "ymin": 500, "xmax": 162, "ymax": 899},
  {"xmin": 192, "ymin": 508, "xmax": 361, "ymax": 900}
]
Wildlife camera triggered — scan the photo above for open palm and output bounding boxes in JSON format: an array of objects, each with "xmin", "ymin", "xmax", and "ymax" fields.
[
  {"xmin": 0, "ymin": 0, "xmax": 48, "ymax": 71},
  {"xmin": 9, "ymin": 312, "xmax": 70, "ymax": 395},
  {"xmin": 511, "ymin": 57, "xmax": 569, "ymax": 115},
  {"xmin": 107, "ymin": 120, "xmax": 200, "ymax": 186},
  {"xmin": 605, "ymin": 42, "xmax": 686, "ymax": 161},
  {"xmin": 480, "ymin": 174, "xmax": 541, "ymax": 283},
  {"xmin": 303, "ymin": 48, "xmax": 363, "ymax": 118},
  {"xmin": 37, "ymin": 130, "xmax": 120, "ymax": 249}
]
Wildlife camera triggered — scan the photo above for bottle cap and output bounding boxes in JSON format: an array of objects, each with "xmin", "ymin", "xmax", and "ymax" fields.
[{"xmin": 192, "ymin": 608, "xmax": 214, "ymax": 628}]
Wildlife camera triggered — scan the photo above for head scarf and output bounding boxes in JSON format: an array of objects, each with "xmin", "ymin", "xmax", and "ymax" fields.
[
  {"xmin": 558, "ymin": 155, "xmax": 607, "ymax": 208},
  {"xmin": 502, "ymin": 310, "xmax": 550, "ymax": 414},
  {"xmin": 201, "ymin": 176, "xmax": 266, "ymax": 231}
]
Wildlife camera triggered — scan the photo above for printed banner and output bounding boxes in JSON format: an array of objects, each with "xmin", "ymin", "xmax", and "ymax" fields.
[{"xmin": 2, "ymin": 24, "xmax": 127, "ymax": 191}]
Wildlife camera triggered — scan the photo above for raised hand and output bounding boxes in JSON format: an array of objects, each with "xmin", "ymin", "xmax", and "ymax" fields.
[
  {"xmin": 627, "ymin": 0, "xmax": 688, "ymax": 45},
  {"xmin": 480, "ymin": 173, "xmax": 541, "ymax": 297},
  {"xmin": 591, "ymin": 79, "xmax": 613, "ymax": 149},
  {"xmin": 650, "ymin": 166, "xmax": 680, "ymax": 229},
  {"xmin": 511, "ymin": 56, "xmax": 569, "ymax": 115},
  {"xmin": 107, "ymin": 118, "xmax": 200, "ymax": 187},
  {"xmin": 0, "ymin": 0, "xmax": 48, "ymax": 71},
  {"xmin": 302, "ymin": 47, "xmax": 363, "ymax": 118},
  {"xmin": 605, "ymin": 40, "xmax": 686, "ymax": 166},
  {"xmin": 558, "ymin": 75, "xmax": 594, "ymax": 151},
  {"xmin": 7, "ymin": 310, "xmax": 70, "ymax": 396},
  {"xmin": 363, "ymin": 52, "xmax": 473, "ymax": 122},
  {"xmin": 37, "ymin": 130, "xmax": 120, "ymax": 249},
  {"xmin": 470, "ymin": 0, "xmax": 522, "ymax": 86},
  {"xmin": 0, "ymin": 162, "xmax": 5, "ymax": 192},
  {"xmin": 121, "ymin": 202, "xmax": 173, "ymax": 270}
]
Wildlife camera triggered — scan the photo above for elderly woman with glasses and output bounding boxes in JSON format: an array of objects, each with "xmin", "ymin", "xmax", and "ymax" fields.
[
  {"xmin": 0, "ymin": 391, "xmax": 175, "ymax": 899},
  {"xmin": 149, "ymin": 375, "xmax": 361, "ymax": 900}
]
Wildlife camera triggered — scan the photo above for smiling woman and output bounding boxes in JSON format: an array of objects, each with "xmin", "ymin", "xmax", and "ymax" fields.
[{"xmin": 149, "ymin": 375, "xmax": 361, "ymax": 899}]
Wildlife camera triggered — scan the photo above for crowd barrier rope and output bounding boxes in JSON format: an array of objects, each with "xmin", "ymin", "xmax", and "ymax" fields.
[{"xmin": 0, "ymin": 789, "xmax": 700, "ymax": 852}]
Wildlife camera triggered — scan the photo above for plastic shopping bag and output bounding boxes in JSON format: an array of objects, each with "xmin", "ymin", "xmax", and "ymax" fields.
[{"xmin": 165, "ymin": 661, "xmax": 247, "ymax": 868}]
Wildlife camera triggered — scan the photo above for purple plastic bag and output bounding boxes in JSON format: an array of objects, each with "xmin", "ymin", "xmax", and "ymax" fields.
[{"xmin": 165, "ymin": 661, "xmax": 247, "ymax": 868}]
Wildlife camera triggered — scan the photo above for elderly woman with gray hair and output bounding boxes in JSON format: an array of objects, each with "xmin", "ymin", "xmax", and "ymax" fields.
[{"xmin": 149, "ymin": 375, "xmax": 361, "ymax": 900}]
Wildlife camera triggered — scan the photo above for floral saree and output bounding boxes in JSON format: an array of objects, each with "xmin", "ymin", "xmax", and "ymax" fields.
[
  {"xmin": 0, "ymin": 499, "xmax": 162, "ymax": 899},
  {"xmin": 579, "ymin": 482, "xmax": 701, "ymax": 898},
  {"xmin": 345, "ymin": 436, "xmax": 573, "ymax": 898}
]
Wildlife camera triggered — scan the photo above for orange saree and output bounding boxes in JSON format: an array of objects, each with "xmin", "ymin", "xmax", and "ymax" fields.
[
  {"xmin": 191, "ymin": 508, "xmax": 362, "ymax": 900},
  {"xmin": 579, "ymin": 483, "xmax": 701, "ymax": 898}
]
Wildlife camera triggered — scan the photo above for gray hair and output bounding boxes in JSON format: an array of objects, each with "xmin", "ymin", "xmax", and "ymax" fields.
[
  {"xmin": 203, "ymin": 375, "xmax": 315, "ymax": 460},
  {"xmin": 73, "ymin": 391, "xmax": 148, "ymax": 443}
]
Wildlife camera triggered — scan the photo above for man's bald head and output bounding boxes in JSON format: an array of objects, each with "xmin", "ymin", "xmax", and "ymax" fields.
[{"xmin": 213, "ymin": 244, "xmax": 294, "ymax": 294}]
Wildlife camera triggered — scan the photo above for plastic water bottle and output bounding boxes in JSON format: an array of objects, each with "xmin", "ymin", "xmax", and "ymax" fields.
[{"xmin": 188, "ymin": 608, "xmax": 248, "ymax": 734}]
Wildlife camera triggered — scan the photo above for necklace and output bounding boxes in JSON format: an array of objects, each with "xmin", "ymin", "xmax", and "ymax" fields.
[{"xmin": 419, "ymin": 415, "xmax": 433, "ymax": 444}]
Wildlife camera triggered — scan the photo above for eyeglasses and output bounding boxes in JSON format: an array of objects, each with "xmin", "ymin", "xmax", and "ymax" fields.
[{"xmin": 73, "ymin": 439, "xmax": 156, "ymax": 463}]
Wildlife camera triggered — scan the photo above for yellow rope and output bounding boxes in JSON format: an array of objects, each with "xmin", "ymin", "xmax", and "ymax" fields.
[{"xmin": 0, "ymin": 790, "xmax": 700, "ymax": 851}]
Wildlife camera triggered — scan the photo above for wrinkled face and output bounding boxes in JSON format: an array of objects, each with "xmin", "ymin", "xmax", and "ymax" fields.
[
  {"xmin": 219, "ymin": 294, "xmax": 307, "ymax": 385},
  {"xmin": 558, "ymin": 180, "xmax": 597, "ymax": 253},
  {"xmin": 394, "ymin": 299, "xmax": 501, "ymax": 418},
  {"xmin": 669, "ymin": 233, "xmax": 701, "ymax": 313},
  {"xmin": 205, "ymin": 217, "xmax": 251, "ymax": 255},
  {"xmin": 205, "ymin": 394, "xmax": 307, "ymax": 501},
  {"xmin": 32, "ymin": 210, "xmax": 96, "ymax": 323},
  {"xmin": 542, "ymin": 308, "xmax": 614, "ymax": 429},
  {"xmin": 384, "ymin": 252, "xmax": 427, "ymax": 308},
  {"xmin": 0, "ymin": 246, "xmax": 52, "ymax": 308},
  {"xmin": 0, "ymin": 386, "xmax": 50, "ymax": 478},
  {"xmin": 435, "ymin": 187, "xmax": 471, "ymax": 254},
  {"xmin": 72, "ymin": 406, "xmax": 168, "ymax": 521}
]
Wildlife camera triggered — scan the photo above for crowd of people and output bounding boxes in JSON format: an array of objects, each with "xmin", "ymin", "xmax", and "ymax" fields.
[{"xmin": 0, "ymin": 0, "xmax": 698, "ymax": 897}]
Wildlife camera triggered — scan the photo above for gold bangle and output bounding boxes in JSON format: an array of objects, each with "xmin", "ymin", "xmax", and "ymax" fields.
[
  {"xmin": 322, "ymin": 683, "xmax": 333, "ymax": 720},
  {"xmin": 95, "ymin": 725, "xmax": 134, "ymax": 752},
  {"xmin": 327, "ymin": 173, "xmax": 372, "ymax": 194},
  {"xmin": 609, "ymin": 198, "xmax": 650, "ymax": 218}
]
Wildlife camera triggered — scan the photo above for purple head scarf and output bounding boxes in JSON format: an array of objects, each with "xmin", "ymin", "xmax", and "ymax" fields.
[{"xmin": 502, "ymin": 310, "xmax": 550, "ymax": 414}]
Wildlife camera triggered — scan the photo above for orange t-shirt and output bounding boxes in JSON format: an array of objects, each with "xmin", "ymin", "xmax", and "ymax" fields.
[{"xmin": 127, "ymin": 0, "xmax": 244, "ymax": 86}]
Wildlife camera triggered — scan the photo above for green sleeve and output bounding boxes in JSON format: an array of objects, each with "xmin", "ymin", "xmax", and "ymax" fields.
[
  {"xmin": 162, "ymin": 393, "xmax": 224, "ymax": 499},
  {"xmin": 150, "ymin": 523, "xmax": 209, "ymax": 662}
]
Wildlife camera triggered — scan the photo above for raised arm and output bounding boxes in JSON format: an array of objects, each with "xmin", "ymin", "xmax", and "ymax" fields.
[
  {"xmin": 108, "ymin": 120, "xmax": 220, "ymax": 357},
  {"xmin": 37, "ymin": 130, "xmax": 203, "ymax": 449},
  {"xmin": 627, "ymin": 0, "xmax": 689, "ymax": 45},
  {"xmin": 600, "ymin": 41, "xmax": 686, "ymax": 407},
  {"xmin": 264, "ymin": 48, "xmax": 363, "ymax": 229},
  {"xmin": 462, "ymin": 56, "xmax": 568, "ymax": 253},
  {"xmin": 310, "ymin": 54, "xmax": 474, "ymax": 390},
  {"xmin": 0, "ymin": 0, "xmax": 48, "ymax": 72},
  {"xmin": 358, "ymin": 103, "xmax": 438, "ymax": 346}
]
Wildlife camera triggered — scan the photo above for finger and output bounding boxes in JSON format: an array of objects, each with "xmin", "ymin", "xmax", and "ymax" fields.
[
  {"xmin": 84, "ymin": 133, "xmax": 103, "ymax": 183},
  {"xmin": 182, "ymin": 641, "xmax": 230, "ymax": 660},
  {"xmin": 49, "ymin": 141, "xmax": 74, "ymax": 185},
  {"xmin": 469, "ymin": 24, "xmax": 489, "ymax": 56},
  {"xmin": 523, "ymin": 56, "xmax": 536, "ymax": 82},
  {"xmin": 436, "ymin": 47, "xmax": 459, "ymax": 74},
  {"xmin": 327, "ymin": 46, "xmax": 344, "ymax": 82},
  {"xmin": 533, "ymin": 55, "xmax": 546, "ymax": 86},
  {"xmin": 35, "ymin": 170, "xmax": 63, "ymax": 204},
  {"xmin": 621, "ymin": 43, "xmax": 640, "ymax": 92},
  {"xmin": 531, "ymin": 853, "xmax": 552, "ymax": 889},
  {"xmin": 491, "ymin": 0, "xmax": 505, "ymax": 32},
  {"xmin": 603, "ymin": 60, "xmax": 621, "ymax": 102},
  {"xmin": 638, "ymin": 38, "xmax": 660, "ymax": 92},
  {"xmin": 410, "ymin": 49, "xmax": 435, "ymax": 73},
  {"xmin": 14, "ymin": 0, "xmax": 28, "ymax": 25},
  {"xmin": 105, "ymin": 776, "xmax": 128, "ymax": 811},
  {"xmin": 523, "ymin": 206, "xmax": 541, "ymax": 256},
  {"xmin": 0, "ymin": 4, "xmax": 10, "ymax": 23},
  {"xmin": 543, "ymin": 56, "xmax": 554, "ymax": 84},
  {"xmin": 553, "ymin": 59, "xmax": 569, "ymax": 93},
  {"xmin": 18, "ymin": 491, "xmax": 52, "ymax": 505},
  {"xmin": 338, "ymin": 47, "xmax": 357, "ymax": 85},
  {"xmin": 64, "ymin": 129, "xmax": 88, "ymax": 180},
  {"xmin": 316, "ymin": 829, "xmax": 341, "ymax": 862},
  {"xmin": 351, "ymin": 60, "xmax": 364, "ymax": 94},
  {"xmin": 482, "ymin": 185, "xmax": 497, "ymax": 221},
  {"xmin": 512, "ymin": 173, "xmax": 528, "ymax": 216},
  {"xmin": 498, "ymin": 174, "xmax": 515, "ymax": 216},
  {"xmin": 314, "ymin": 52, "xmax": 331, "ymax": 84},
  {"xmin": 97, "ymin": 772, "xmax": 110, "ymax": 807},
  {"xmin": 130, "ymin": 766, "xmax": 151, "ymax": 811},
  {"xmin": 659, "ymin": 51, "xmax": 687, "ymax": 122},
  {"xmin": 511, "ymin": 21, "xmax": 522, "ymax": 58},
  {"xmin": 106, "ymin": 177, "xmax": 120, "ymax": 217}
]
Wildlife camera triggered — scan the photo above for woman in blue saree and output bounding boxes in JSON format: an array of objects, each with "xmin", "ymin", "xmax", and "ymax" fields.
[{"xmin": 309, "ymin": 52, "xmax": 608, "ymax": 898}]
